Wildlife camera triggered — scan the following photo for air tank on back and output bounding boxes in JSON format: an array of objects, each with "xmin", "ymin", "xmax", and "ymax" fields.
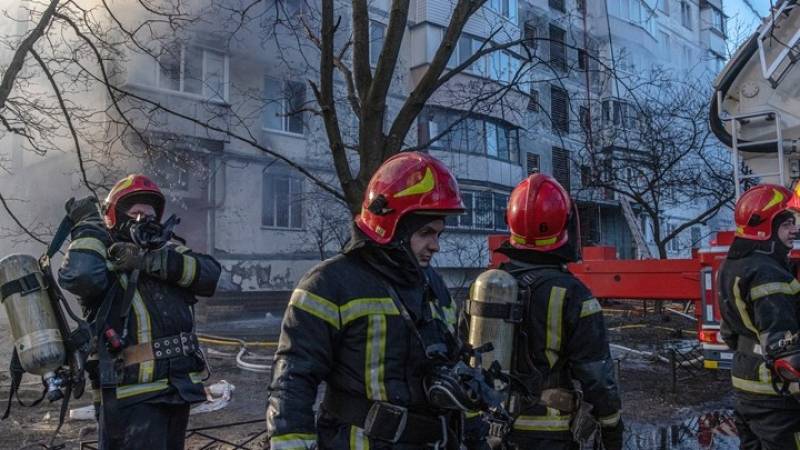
[
  {"xmin": 0, "ymin": 254, "xmax": 65, "ymax": 383},
  {"xmin": 467, "ymin": 269, "xmax": 520, "ymax": 372}
]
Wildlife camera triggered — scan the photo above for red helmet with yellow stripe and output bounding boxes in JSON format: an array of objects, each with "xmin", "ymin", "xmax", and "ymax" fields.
[
  {"xmin": 734, "ymin": 184, "xmax": 795, "ymax": 241},
  {"xmin": 506, "ymin": 174, "xmax": 573, "ymax": 251},
  {"xmin": 103, "ymin": 174, "xmax": 165, "ymax": 229},
  {"xmin": 355, "ymin": 152, "xmax": 464, "ymax": 244}
]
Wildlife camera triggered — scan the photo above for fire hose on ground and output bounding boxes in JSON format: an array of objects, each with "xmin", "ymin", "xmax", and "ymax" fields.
[
  {"xmin": 610, "ymin": 343, "xmax": 704, "ymax": 367},
  {"xmin": 197, "ymin": 334, "xmax": 276, "ymax": 373}
]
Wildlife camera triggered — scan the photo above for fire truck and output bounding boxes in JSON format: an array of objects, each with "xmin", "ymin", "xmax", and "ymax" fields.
[{"xmin": 490, "ymin": 0, "xmax": 800, "ymax": 370}]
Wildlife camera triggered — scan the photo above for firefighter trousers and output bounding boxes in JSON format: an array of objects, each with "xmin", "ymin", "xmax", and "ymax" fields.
[
  {"xmin": 96, "ymin": 401, "xmax": 190, "ymax": 450},
  {"xmin": 735, "ymin": 394, "xmax": 800, "ymax": 450}
]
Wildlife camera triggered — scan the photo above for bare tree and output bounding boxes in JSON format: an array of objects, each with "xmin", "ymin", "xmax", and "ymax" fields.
[{"xmin": 575, "ymin": 73, "xmax": 734, "ymax": 258}]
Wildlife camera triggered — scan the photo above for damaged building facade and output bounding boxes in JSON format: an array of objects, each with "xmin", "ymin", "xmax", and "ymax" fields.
[{"xmin": 0, "ymin": 0, "xmax": 729, "ymax": 314}]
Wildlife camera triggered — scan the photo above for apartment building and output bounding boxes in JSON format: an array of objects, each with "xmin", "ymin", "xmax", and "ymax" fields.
[{"xmin": 0, "ymin": 0, "xmax": 731, "ymax": 312}]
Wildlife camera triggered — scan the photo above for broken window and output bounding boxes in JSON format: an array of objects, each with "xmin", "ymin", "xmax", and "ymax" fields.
[{"xmin": 264, "ymin": 79, "xmax": 306, "ymax": 134}]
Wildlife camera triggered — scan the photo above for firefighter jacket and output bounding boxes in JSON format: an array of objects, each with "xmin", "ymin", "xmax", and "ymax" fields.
[
  {"xmin": 500, "ymin": 259, "xmax": 623, "ymax": 448},
  {"xmin": 57, "ymin": 219, "xmax": 221, "ymax": 407},
  {"xmin": 719, "ymin": 250, "xmax": 800, "ymax": 399},
  {"xmin": 265, "ymin": 250, "xmax": 468, "ymax": 450}
]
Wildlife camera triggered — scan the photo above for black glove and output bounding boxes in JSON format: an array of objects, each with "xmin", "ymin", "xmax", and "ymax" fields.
[
  {"xmin": 108, "ymin": 242, "xmax": 143, "ymax": 272},
  {"xmin": 65, "ymin": 196, "xmax": 101, "ymax": 224},
  {"xmin": 108, "ymin": 242, "xmax": 169, "ymax": 279}
]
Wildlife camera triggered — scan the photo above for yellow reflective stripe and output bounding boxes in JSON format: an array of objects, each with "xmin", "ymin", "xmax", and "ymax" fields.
[
  {"xmin": 271, "ymin": 433, "xmax": 317, "ymax": 450},
  {"xmin": 750, "ymin": 280, "xmax": 800, "ymax": 300},
  {"xmin": 599, "ymin": 411, "xmax": 621, "ymax": 427},
  {"xmin": 120, "ymin": 274, "xmax": 154, "ymax": 383},
  {"xmin": 794, "ymin": 432, "xmax": 800, "ymax": 450},
  {"xmin": 174, "ymin": 245, "xmax": 191, "ymax": 254},
  {"xmin": 441, "ymin": 302, "xmax": 457, "ymax": 328},
  {"xmin": 178, "ymin": 254, "xmax": 198, "ymax": 287},
  {"xmin": 365, "ymin": 314, "xmax": 388, "ymax": 401},
  {"xmin": 68, "ymin": 237, "xmax": 107, "ymax": 257},
  {"xmin": 115, "ymin": 379, "xmax": 168, "ymax": 399},
  {"xmin": 545, "ymin": 286, "xmax": 567, "ymax": 367},
  {"xmin": 465, "ymin": 411, "xmax": 481, "ymax": 419},
  {"xmin": 429, "ymin": 301, "xmax": 457, "ymax": 333},
  {"xmin": 513, "ymin": 413, "xmax": 571, "ymax": 431},
  {"xmin": 394, "ymin": 167, "xmax": 434, "ymax": 198},
  {"xmin": 349, "ymin": 426, "xmax": 370, "ymax": 450},
  {"xmin": 189, "ymin": 371, "xmax": 204, "ymax": 383},
  {"xmin": 580, "ymin": 298, "xmax": 602, "ymax": 318},
  {"xmin": 289, "ymin": 289, "xmax": 340, "ymax": 329},
  {"xmin": 534, "ymin": 236, "xmax": 558, "ymax": 247},
  {"xmin": 734, "ymin": 278, "xmax": 759, "ymax": 336},
  {"xmin": 732, "ymin": 376, "xmax": 779, "ymax": 396},
  {"xmin": 340, "ymin": 298, "xmax": 398, "ymax": 326}
]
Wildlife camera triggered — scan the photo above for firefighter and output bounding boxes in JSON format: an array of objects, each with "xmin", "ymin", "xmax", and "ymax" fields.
[
  {"xmin": 494, "ymin": 173, "xmax": 623, "ymax": 450},
  {"xmin": 266, "ymin": 152, "xmax": 488, "ymax": 449},
  {"xmin": 58, "ymin": 174, "xmax": 221, "ymax": 450},
  {"xmin": 718, "ymin": 183, "xmax": 800, "ymax": 449}
]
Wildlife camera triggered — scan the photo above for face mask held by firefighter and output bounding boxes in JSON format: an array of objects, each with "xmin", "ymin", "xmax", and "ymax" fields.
[{"xmin": 117, "ymin": 214, "xmax": 181, "ymax": 250}]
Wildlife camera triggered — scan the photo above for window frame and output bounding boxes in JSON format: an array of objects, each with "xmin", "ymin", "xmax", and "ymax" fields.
[
  {"xmin": 263, "ymin": 78, "xmax": 307, "ymax": 135},
  {"xmin": 154, "ymin": 43, "xmax": 229, "ymax": 103},
  {"xmin": 261, "ymin": 168, "xmax": 304, "ymax": 230}
]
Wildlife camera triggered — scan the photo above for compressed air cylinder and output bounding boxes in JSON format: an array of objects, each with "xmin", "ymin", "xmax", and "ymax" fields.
[
  {"xmin": 468, "ymin": 269, "xmax": 519, "ymax": 372},
  {"xmin": 0, "ymin": 254, "xmax": 65, "ymax": 376}
]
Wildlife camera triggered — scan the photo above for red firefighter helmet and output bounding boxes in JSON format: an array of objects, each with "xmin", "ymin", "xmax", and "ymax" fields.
[
  {"xmin": 506, "ymin": 174, "xmax": 573, "ymax": 251},
  {"xmin": 103, "ymin": 174, "xmax": 165, "ymax": 229},
  {"xmin": 734, "ymin": 184, "xmax": 796, "ymax": 241},
  {"xmin": 355, "ymin": 152, "xmax": 464, "ymax": 244}
]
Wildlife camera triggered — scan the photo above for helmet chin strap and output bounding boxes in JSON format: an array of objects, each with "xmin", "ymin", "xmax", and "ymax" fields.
[{"xmin": 396, "ymin": 238, "xmax": 430, "ymax": 286}]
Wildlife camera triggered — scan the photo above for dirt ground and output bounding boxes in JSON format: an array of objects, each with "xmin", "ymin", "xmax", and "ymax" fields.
[{"xmin": 0, "ymin": 301, "xmax": 739, "ymax": 450}]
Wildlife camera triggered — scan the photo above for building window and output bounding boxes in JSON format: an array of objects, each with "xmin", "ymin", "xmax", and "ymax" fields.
[
  {"xmin": 527, "ymin": 152, "xmax": 540, "ymax": 175},
  {"xmin": 580, "ymin": 164, "xmax": 592, "ymax": 187},
  {"xmin": 710, "ymin": 6, "xmax": 725, "ymax": 35},
  {"xmin": 264, "ymin": 79, "xmax": 306, "ymax": 134},
  {"xmin": 578, "ymin": 49, "xmax": 588, "ymax": 70},
  {"xmin": 680, "ymin": 1, "xmax": 692, "ymax": 30},
  {"xmin": 156, "ymin": 43, "xmax": 228, "ymax": 102},
  {"xmin": 494, "ymin": 192, "xmax": 509, "ymax": 231},
  {"xmin": 523, "ymin": 23, "xmax": 537, "ymax": 50},
  {"xmin": 528, "ymin": 88, "xmax": 539, "ymax": 112},
  {"xmin": 488, "ymin": 0, "xmax": 518, "ymax": 21},
  {"xmin": 579, "ymin": 106, "xmax": 590, "ymax": 131},
  {"xmin": 552, "ymin": 147, "xmax": 571, "ymax": 192},
  {"xmin": 601, "ymin": 98, "xmax": 636, "ymax": 129},
  {"xmin": 549, "ymin": 24, "xmax": 567, "ymax": 72},
  {"xmin": 370, "ymin": 21, "xmax": 386, "ymax": 66},
  {"xmin": 658, "ymin": 0, "xmax": 668, "ymax": 15},
  {"xmin": 691, "ymin": 226, "xmax": 701, "ymax": 248},
  {"xmin": 549, "ymin": 0, "xmax": 565, "ymax": 12},
  {"xmin": 668, "ymin": 223, "xmax": 680, "ymax": 252},
  {"xmin": 447, "ymin": 189, "xmax": 510, "ymax": 230},
  {"xmin": 422, "ymin": 108, "xmax": 519, "ymax": 162},
  {"xmin": 262, "ymin": 168, "xmax": 303, "ymax": 229},
  {"xmin": 488, "ymin": 51, "xmax": 521, "ymax": 84},
  {"xmin": 550, "ymin": 85, "xmax": 569, "ymax": 133}
]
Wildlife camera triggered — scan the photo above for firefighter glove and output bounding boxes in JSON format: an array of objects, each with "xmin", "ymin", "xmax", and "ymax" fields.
[
  {"xmin": 108, "ymin": 242, "xmax": 144, "ymax": 272},
  {"xmin": 108, "ymin": 242, "xmax": 169, "ymax": 279},
  {"xmin": 65, "ymin": 196, "xmax": 101, "ymax": 225}
]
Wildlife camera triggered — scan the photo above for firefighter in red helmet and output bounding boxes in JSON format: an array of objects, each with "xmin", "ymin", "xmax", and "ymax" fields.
[
  {"xmin": 58, "ymin": 174, "xmax": 221, "ymax": 450},
  {"xmin": 494, "ymin": 173, "xmax": 623, "ymax": 450},
  {"xmin": 267, "ymin": 152, "xmax": 491, "ymax": 449},
  {"xmin": 718, "ymin": 183, "xmax": 800, "ymax": 449}
]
